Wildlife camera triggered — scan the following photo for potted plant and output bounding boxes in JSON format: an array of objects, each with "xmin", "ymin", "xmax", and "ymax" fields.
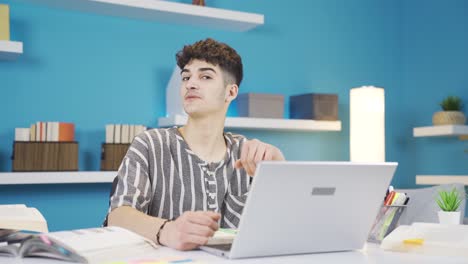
[
  {"xmin": 432, "ymin": 96, "xmax": 466, "ymax": 125},
  {"xmin": 436, "ymin": 188, "xmax": 463, "ymax": 225}
]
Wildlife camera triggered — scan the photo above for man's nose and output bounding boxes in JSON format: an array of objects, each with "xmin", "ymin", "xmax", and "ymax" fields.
[{"xmin": 185, "ymin": 77, "xmax": 199, "ymax": 90}]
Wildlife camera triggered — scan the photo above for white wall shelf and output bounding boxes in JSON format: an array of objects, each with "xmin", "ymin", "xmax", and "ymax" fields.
[
  {"xmin": 416, "ymin": 175, "xmax": 468, "ymax": 186},
  {"xmin": 413, "ymin": 125, "xmax": 468, "ymax": 140},
  {"xmin": 0, "ymin": 40, "xmax": 23, "ymax": 60},
  {"xmin": 18, "ymin": 0, "xmax": 264, "ymax": 31},
  {"xmin": 0, "ymin": 171, "xmax": 117, "ymax": 185},
  {"xmin": 158, "ymin": 115, "xmax": 342, "ymax": 132},
  {"xmin": 414, "ymin": 126, "xmax": 468, "ymax": 183}
]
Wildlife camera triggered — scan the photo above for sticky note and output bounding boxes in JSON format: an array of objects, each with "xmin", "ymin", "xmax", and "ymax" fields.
[
  {"xmin": 403, "ymin": 238, "xmax": 424, "ymax": 245},
  {"xmin": 219, "ymin": 228, "xmax": 237, "ymax": 235},
  {"xmin": 39, "ymin": 235, "xmax": 52, "ymax": 245}
]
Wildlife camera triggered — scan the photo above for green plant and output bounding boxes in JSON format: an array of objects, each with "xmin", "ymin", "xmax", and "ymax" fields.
[
  {"xmin": 436, "ymin": 188, "xmax": 463, "ymax": 212},
  {"xmin": 439, "ymin": 96, "xmax": 463, "ymax": 111}
]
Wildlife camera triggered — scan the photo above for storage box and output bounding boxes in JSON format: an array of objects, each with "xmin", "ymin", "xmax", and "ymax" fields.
[
  {"xmin": 237, "ymin": 93, "xmax": 284, "ymax": 118},
  {"xmin": 12, "ymin": 142, "xmax": 78, "ymax": 171},
  {"xmin": 101, "ymin": 143, "xmax": 130, "ymax": 171},
  {"xmin": 289, "ymin": 93, "xmax": 338, "ymax": 120}
]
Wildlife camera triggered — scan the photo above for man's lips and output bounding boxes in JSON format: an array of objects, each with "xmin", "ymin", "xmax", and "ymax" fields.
[{"xmin": 185, "ymin": 95, "xmax": 201, "ymax": 100}]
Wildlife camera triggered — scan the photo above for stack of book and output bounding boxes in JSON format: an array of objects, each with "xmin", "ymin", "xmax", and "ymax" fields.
[
  {"xmin": 101, "ymin": 124, "xmax": 147, "ymax": 171},
  {"xmin": 105, "ymin": 124, "xmax": 147, "ymax": 144},
  {"xmin": 12, "ymin": 122, "xmax": 78, "ymax": 171},
  {"xmin": 15, "ymin": 122, "xmax": 74, "ymax": 142}
]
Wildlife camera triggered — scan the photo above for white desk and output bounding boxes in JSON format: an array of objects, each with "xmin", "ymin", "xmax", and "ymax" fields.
[{"xmin": 1, "ymin": 243, "xmax": 467, "ymax": 264}]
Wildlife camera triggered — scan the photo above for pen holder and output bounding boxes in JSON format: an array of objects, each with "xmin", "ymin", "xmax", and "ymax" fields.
[{"xmin": 367, "ymin": 205, "xmax": 406, "ymax": 244}]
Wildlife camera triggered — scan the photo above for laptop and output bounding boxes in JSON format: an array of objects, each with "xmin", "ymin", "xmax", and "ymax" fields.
[{"xmin": 200, "ymin": 161, "xmax": 397, "ymax": 259}]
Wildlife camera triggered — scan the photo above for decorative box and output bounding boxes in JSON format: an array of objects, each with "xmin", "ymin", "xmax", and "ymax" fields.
[
  {"xmin": 237, "ymin": 93, "xmax": 284, "ymax": 118},
  {"xmin": 289, "ymin": 93, "xmax": 338, "ymax": 120}
]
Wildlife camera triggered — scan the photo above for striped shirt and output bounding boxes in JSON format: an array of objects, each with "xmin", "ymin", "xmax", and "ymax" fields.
[{"xmin": 108, "ymin": 127, "xmax": 251, "ymax": 228}]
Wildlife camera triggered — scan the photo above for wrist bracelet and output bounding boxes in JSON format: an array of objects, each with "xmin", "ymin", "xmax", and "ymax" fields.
[{"xmin": 156, "ymin": 219, "xmax": 171, "ymax": 245}]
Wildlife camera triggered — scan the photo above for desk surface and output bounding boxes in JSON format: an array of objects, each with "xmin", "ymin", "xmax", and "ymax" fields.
[{"xmin": 1, "ymin": 243, "xmax": 467, "ymax": 264}]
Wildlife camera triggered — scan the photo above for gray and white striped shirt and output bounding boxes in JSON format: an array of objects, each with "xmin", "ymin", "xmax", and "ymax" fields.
[{"xmin": 108, "ymin": 127, "xmax": 250, "ymax": 228}]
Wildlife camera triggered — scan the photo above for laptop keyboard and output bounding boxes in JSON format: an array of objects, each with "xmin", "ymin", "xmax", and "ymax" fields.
[{"xmin": 205, "ymin": 243, "xmax": 232, "ymax": 251}]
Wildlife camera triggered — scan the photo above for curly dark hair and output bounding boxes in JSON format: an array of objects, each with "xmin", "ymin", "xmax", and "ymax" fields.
[{"xmin": 176, "ymin": 38, "xmax": 243, "ymax": 86}]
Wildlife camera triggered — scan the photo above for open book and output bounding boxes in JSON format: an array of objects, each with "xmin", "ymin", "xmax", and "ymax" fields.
[
  {"xmin": 0, "ymin": 204, "xmax": 48, "ymax": 233},
  {"xmin": 0, "ymin": 226, "xmax": 158, "ymax": 263}
]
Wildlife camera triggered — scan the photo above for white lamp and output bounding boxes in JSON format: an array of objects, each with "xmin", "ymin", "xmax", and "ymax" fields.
[
  {"xmin": 166, "ymin": 66, "xmax": 187, "ymax": 117},
  {"xmin": 350, "ymin": 86, "xmax": 385, "ymax": 162}
]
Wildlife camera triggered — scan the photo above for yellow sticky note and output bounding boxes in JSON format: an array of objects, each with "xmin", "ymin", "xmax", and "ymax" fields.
[
  {"xmin": 0, "ymin": 4, "xmax": 10, "ymax": 40},
  {"xmin": 403, "ymin": 238, "xmax": 424, "ymax": 245}
]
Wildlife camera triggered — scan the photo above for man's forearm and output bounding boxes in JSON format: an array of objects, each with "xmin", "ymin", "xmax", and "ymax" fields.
[{"xmin": 107, "ymin": 206, "xmax": 167, "ymax": 243}]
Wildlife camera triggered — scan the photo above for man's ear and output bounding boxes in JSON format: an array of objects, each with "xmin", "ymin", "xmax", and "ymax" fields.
[{"xmin": 225, "ymin": 84, "xmax": 238, "ymax": 103}]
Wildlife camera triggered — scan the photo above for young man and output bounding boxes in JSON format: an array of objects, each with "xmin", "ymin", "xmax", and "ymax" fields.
[{"xmin": 107, "ymin": 38, "xmax": 285, "ymax": 251}]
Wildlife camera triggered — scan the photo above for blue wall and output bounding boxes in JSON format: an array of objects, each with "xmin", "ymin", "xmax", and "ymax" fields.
[
  {"xmin": 397, "ymin": 1, "xmax": 468, "ymax": 187},
  {"xmin": 0, "ymin": 0, "xmax": 466, "ymax": 231}
]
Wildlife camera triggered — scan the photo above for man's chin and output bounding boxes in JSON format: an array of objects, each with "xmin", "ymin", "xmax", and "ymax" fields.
[
  {"xmin": 185, "ymin": 109, "xmax": 204, "ymax": 118},
  {"xmin": 186, "ymin": 110, "xmax": 221, "ymax": 120}
]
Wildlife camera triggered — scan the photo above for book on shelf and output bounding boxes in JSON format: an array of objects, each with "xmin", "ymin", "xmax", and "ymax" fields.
[
  {"xmin": 58, "ymin": 122, "xmax": 75, "ymax": 142},
  {"xmin": 36, "ymin": 121, "xmax": 46, "ymax": 142},
  {"xmin": 0, "ymin": 4, "xmax": 9, "ymax": 41},
  {"xmin": 0, "ymin": 204, "xmax": 48, "ymax": 233},
  {"xmin": 17, "ymin": 122, "xmax": 75, "ymax": 142},
  {"xmin": 0, "ymin": 226, "xmax": 158, "ymax": 263},
  {"xmin": 46, "ymin": 122, "xmax": 53, "ymax": 142},
  {"xmin": 105, "ymin": 124, "xmax": 114, "ymax": 144},
  {"xmin": 14, "ymin": 128, "xmax": 30, "ymax": 142},
  {"xmin": 121, "ymin": 124, "xmax": 130, "ymax": 144},
  {"xmin": 129, "ymin": 125, "xmax": 135, "ymax": 143},
  {"xmin": 114, "ymin": 124, "xmax": 121, "ymax": 144},
  {"xmin": 29, "ymin": 124, "xmax": 36, "ymax": 141},
  {"xmin": 105, "ymin": 124, "xmax": 147, "ymax": 144}
]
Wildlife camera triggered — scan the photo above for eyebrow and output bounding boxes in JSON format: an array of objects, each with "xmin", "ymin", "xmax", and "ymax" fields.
[{"xmin": 181, "ymin": 67, "xmax": 217, "ymax": 75}]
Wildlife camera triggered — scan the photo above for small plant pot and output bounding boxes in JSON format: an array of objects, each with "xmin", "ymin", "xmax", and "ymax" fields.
[
  {"xmin": 438, "ymin": 211, "xmax": 461, "ymax": 225},
  {"xmin": 432, "ymin": 111, "xmax": 466, "ymax": 126}
]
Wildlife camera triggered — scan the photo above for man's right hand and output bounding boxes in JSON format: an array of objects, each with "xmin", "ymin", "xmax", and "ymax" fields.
[{"xmin": 159, "ymin": 211, "xmax": 221, "ymax": 250}]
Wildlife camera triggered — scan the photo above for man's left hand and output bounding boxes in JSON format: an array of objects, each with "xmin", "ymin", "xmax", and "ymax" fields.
[{"xmin": 234, "ymin": 139, "xmax": 285, "ymax": 176}]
